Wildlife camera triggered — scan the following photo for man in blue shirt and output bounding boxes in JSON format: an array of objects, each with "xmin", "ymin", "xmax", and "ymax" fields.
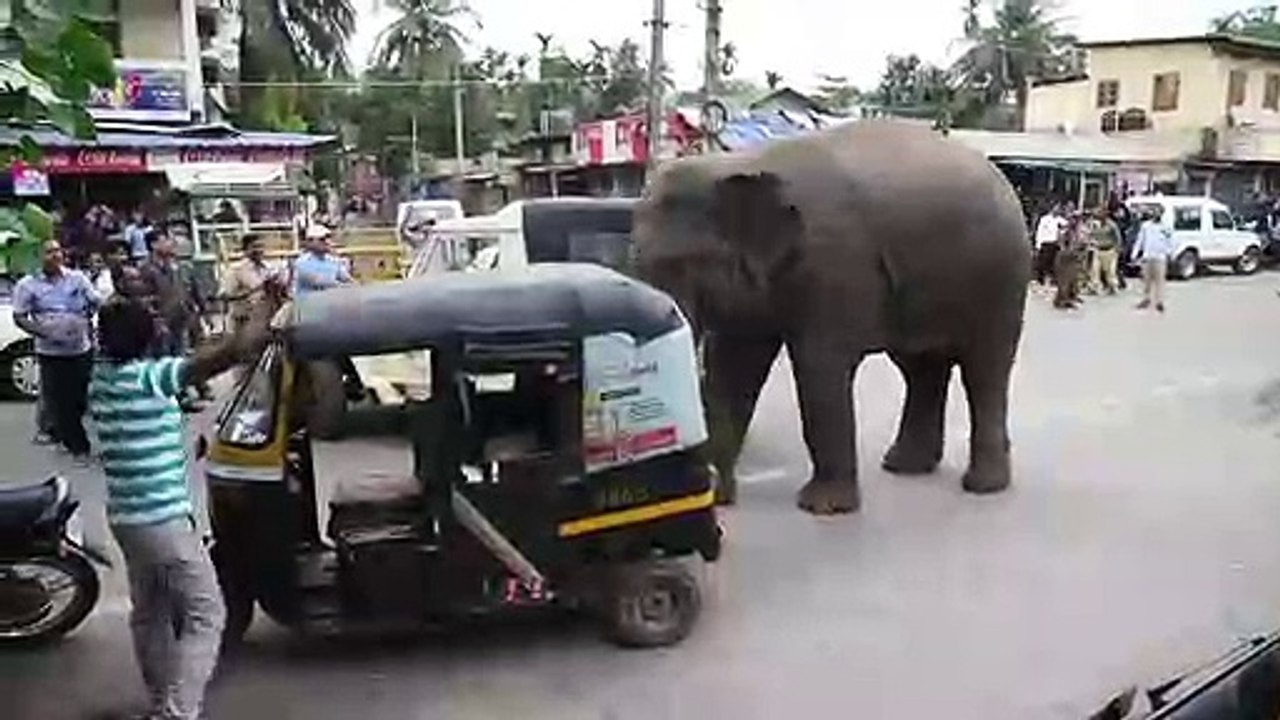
[
  {"xmin": 12, "ymin": 240, "xmax": 100, "ymax": 459},
  {"xmin": 123, "ymin": 208, "xmax": 151, "ymax": 263},
  {"xmin": 292, "ymin": 224, "xmax": 352, "ymax": 296}
]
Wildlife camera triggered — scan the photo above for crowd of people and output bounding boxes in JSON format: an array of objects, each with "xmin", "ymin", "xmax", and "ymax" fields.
[
  {"xmin": 1031, "ymin": 193, "xmax": 1175, "ymax": 314},
  {"xmin": 8, "ymin": 216, "xmax": 360, "ymax": 720}
]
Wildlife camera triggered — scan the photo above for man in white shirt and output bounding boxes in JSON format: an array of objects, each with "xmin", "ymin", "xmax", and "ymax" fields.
[
  {"xmin": 1132, "ymin": 208, "xmax": 1175, "ymax": 313},
  {"xmin": 1033, "ymin": 204, "xmax": 1066, "ymax": 285}
]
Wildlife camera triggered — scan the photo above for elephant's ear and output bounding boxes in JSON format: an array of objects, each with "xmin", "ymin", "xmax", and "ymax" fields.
[{"xmin": 710, "ymin": 172, "xmax": 801, "ymax": 262}]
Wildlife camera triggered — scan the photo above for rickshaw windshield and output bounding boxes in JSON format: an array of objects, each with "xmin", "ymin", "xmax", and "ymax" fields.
[{"xmin": 217, "ymin": 344, "xmax": 283, "ymax": 448}]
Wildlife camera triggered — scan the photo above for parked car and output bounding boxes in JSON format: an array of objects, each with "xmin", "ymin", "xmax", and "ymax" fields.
[
  {"xmin": 1125, "ymin": 196, "xmax": 1263, "ymax": 280},
  {"xmin": 0, "ymin": 276, "xmax": 37, "ymax": 401}
]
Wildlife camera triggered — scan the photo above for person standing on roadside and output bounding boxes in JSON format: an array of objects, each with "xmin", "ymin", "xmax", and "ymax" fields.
[
  {"xmin": 220, "ymin": 233, "xmax": 280, "ymax": 332},
  {"xmin": 123, "ymin": 208, "xmax": 151, "ymax": 264},
  {"xmin": 1089, "ymin": 205, "xmax": 1123, "ymax": 295},
  {"xmin": 138, "ymin": 228, "xmax": 207, "ymax": 358},
  {"xmin": 1133, "ymin": 207, "xmax": 1175, "ymax": 313},
  {"xmin": 1053, "ymin": 211, "xmax": 1087, "ymax": 309},
  {"xmin": 1033, "ymin": 203, "xmax": 1066, "ymax": 286},
  {"xmin": 292, "ymin": 224, "xmax": 352, "ymax": 297},
  {"xmin": 90, "ymin": 281, "xmax": 282, "ymax": 720},
  {"xmin": 12, "ymin": 240, "xmax": 99, "ymax": 460}
]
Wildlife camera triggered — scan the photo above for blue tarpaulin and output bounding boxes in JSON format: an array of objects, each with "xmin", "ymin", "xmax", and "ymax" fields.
[{"xmin": 716, "ymin": 112, "xmax": 809, "ymax": 151}]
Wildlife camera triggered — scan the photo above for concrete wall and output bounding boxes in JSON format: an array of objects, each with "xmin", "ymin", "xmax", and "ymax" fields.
[
  {"xmin": 1028, "ymin": 43, "xmax": 1231, "ymax": 135},
  {"xmin": 120, "ymin": 0, "xmax": 184, "ymax": 60}
]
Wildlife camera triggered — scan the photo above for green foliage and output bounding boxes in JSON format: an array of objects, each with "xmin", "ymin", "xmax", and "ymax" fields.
[
  {"xmin": 237, "ymin": 0, "xmax": 355, "ymax": 131},
  {"xmin": 0, "ymin": 0, "xmax": 116, "ymax": 142},
  {"xmin": 1214, "ymin": 5, "xmax": 1280, "ymax": 42},
  {"xmin": 813, "ymin": 74, "xmax": 861, "ymax": 113},
  {"xmin": 0, "ymin": 1, "xmax": 116, "ymax": 274},
  {"xmin": 0, "ymin": 203, "xmax": 51, "ymax": 276},
  {"xmin": 950, "ymin": 0, "xmax": 1079, "ymax": 128}
]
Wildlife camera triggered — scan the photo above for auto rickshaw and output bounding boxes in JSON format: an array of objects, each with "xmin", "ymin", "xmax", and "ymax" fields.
[{"xmin": 204, "ymin": 264, "xmax": 721, "ymax": 648}]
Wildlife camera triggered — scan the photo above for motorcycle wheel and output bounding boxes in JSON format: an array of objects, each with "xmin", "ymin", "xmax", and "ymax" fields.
[{"xmin": 0, "ymin": 554, "xmax": 100, "ymax": 647}]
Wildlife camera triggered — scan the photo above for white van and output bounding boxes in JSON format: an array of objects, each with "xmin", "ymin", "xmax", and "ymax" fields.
[
  {"xmin": 1126, "ymin": 195, "xmax": 1263, "ymax": 280},
  {"xmin": 408, "ymin": 198, "xmax": 636, "ymax": 277}
]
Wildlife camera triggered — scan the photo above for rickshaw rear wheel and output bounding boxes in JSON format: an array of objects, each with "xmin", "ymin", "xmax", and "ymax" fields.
[{"xmin": 600, "ymin": 559, "xmax": 701, "ymax": 648}]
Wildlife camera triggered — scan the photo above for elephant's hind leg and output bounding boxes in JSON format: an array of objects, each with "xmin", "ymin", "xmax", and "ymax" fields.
[
  {"xmin": 704, "ymin": 333, "xmax": 782, "ymax": 505},
  {"xmin": 790, "ymin": 342, "xmax": 862, "ymax": 515},
  {"xmin": 883, "ymin": 351, "xmax": 954, "ymax": 475},
  {"xmin": 958, "ymin": 344, "xmax": 1015, "ymax": 494}
]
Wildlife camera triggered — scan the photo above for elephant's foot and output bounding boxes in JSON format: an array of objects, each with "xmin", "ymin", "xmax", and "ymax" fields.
[
  {"xmin": 796, "ymin": 479, "xmax": 861, "ymax": 515},
  {"xmin": 961, "ymin": 457, "xmax": 1012, "ymax": 495},
  {"xmin": 881, "ymin": 442, "xmax": 942, "ymax": 476}
]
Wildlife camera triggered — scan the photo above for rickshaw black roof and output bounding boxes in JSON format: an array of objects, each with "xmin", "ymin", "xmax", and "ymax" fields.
[{"xmin": 285, "ymin": 264, "xmax": 686, "ymax": 360}]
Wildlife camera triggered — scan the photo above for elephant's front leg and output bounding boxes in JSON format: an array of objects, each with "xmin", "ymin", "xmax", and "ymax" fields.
[
  {"xmin": 790, "ymin": 341, "xmax": 861, "ymax": 515},
  {"xmin": 703, "ymin": 333, "xmax": 782, "ymax": 505}
]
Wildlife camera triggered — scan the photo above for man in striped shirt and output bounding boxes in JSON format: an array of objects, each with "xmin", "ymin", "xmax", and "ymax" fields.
[{"xmin": 90, "ymin": 283, "xmax": 278, "ymax": 720}]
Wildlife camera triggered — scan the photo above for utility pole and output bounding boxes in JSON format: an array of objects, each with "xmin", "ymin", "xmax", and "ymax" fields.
[
  {"xmin": 453, "ymin": 71, "xmax": 466, "ymax": 176},
  {"xmin": 645, "ymin": 0, "xmax": 667, "ymax": 170},
  {"xmin": 410, "ymin": 112, "xmax": 420, "ymax": 177},
  {"xmin": 703, "ymin": 0, "xmax": 722, "ymax": 99}
]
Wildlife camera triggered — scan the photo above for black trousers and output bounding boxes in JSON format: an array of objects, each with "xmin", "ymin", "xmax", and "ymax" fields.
[
  {"xmin": 1035, "ymin": 243, "xmax": 1060, "ymax": 285},
  {"xmin": 39, "ymin": 353, "xmax": 91, "ymax": 455}
]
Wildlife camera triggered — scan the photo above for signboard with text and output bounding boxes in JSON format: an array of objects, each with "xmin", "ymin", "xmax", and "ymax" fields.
[
  {"xmin": 88, "ymin": 61, "xmax": 191, "ymax": 123},
  {"xmin": 41, "ymin": 149, "xmax": 147, "ymax": 175},
  {"xmin": 146, "ymin": 147, "xmax": 309, "ymax": 169}
]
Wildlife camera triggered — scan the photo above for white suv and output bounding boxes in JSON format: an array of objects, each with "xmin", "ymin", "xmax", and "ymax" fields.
[
  {"xmin": 0, "ymin": 276, "xmax": 37, "ymax": 400},
  {"xmin": 1126, "ymin": 196, "xmax": 1263, "ymax": 280}
]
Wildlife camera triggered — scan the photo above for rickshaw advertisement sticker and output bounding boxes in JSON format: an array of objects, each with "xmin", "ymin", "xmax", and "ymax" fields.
[{"xmin": 582, "ymin": 328, "xmax": 708, "ymax": 473}]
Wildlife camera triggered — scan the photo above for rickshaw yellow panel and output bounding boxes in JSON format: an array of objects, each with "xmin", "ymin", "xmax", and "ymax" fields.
[{"xmin": 557, "ymin": 490, "xmax": 715, "ymax": 538}]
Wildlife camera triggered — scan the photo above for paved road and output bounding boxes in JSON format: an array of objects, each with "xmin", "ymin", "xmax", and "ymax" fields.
[{"xmin": 8, "ymin": 273, "xmax": 1280, "ymax": 719}]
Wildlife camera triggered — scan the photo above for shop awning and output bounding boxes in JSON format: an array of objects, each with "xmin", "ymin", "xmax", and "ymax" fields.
[
  {"xmin": 162, "ymin": 162, "xmax": 292, "ymax": 194},
  {"xmin": 0, "ymin": 122, "xmax": 336, "ymax": 152}
]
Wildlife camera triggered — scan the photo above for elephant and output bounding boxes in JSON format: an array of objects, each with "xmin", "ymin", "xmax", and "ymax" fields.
[{"xmin": 632, "ymin": 120, "xmax": 1032, "ymax": 516}]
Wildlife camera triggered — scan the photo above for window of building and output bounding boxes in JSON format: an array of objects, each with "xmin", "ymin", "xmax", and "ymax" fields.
[
  {"xmin": 1096, "ymin": 80, "xmax": 1119, "ymax": 108},
  {"xmin": 1117, "ymin": 108, "xmax": 1150, "ymax": 131},
  {"xmin": 1265, "ymin": 73, "xmax": 1280, "ymax": 110},
  {"xmin": 1152, "ymin": 72, "xmax": 1181, "ymax": 112},
  {"xmin": 1229, "ymin": 69, "xmax": 1249, "ymax": 107},
  {"xmin": 1100, "ymin": 109, "xmax": 1118, "ymax": 132}
]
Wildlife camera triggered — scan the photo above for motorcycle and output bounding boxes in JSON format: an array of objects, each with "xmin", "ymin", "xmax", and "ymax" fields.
[{"xmin": 0, "ymin": 476, "xmax": 109, "ymax": 646}]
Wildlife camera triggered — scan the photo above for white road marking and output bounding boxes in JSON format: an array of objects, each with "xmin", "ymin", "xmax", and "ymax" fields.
[{"xmin": 736, "ymin": 468, "xmax": 789, "ymax": 485}]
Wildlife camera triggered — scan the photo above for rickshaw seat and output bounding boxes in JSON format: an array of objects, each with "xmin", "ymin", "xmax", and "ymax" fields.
[{"xmin": 331, "ymin": 472, "xmax": 423, "ymax": 507}]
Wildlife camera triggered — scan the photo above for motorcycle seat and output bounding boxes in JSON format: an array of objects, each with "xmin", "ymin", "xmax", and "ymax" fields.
[{"xmin": 0, "ymin": 477, "xmax": 62, "ymax": 531}]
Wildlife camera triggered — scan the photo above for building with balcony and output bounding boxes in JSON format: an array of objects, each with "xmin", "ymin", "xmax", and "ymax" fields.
[{"xmin": 1024, "ymin": 34, "xmax": 1280, "ymax": 204}]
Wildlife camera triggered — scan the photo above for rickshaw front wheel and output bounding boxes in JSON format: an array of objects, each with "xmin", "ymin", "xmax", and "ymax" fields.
[{"xmin": 601, "ymin": 559, "xmax": 701, "ymax": 649}]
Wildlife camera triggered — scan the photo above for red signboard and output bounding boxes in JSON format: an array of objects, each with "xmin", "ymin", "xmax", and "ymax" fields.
[{"xmin": 41, "ymin": 148, "xmax": 147, "ymax": 175}]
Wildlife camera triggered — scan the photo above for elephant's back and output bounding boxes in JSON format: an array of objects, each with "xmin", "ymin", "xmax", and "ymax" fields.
[{"xmin": 765, "ymin": 121, "xmax": 1032, "ymax": 349}]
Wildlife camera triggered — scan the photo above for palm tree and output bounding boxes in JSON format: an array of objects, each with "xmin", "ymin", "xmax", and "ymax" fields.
[
  {"xmin": 950, "ymin": 0, "xmax": 1078, "ymax": 128},
  {"xmin": 239, "ymin": 0, "xmax": 356, "ymax": 80},
  {"xmin": 235, "ymin": 0, "xmax": 355, "ymax": 130},
  {"xmin": 370, "ymin": 0, "xmax": 477, "ymax": 78}
]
